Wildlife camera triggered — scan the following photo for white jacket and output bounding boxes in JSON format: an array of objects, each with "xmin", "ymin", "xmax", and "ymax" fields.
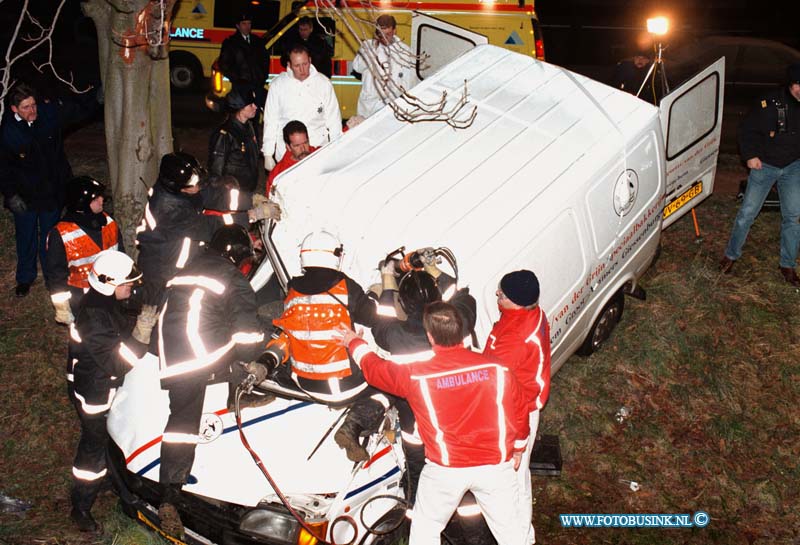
[
  {"xmin": 352, "ymin": 37, "xmax": 419, "ymax": 118},
  {"xmin": 262, "ymin": 65, "xmax": 342, "ymax": 161}
]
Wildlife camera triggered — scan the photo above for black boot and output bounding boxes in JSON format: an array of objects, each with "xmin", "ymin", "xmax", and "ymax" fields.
[
  {"xmin": 334, "ymin": 417, "xmax": 369, "ymax": 462},
  {"xmin": 70, "ymin": 506, "xmax": 99, "ymax": 532},
  {"xmin": 70, "ymin": 479, "xmax": 103, "ymax": 532},
  {"xmin": 159, "ymin": 484, "xmax": 185, "ymax": 538}
]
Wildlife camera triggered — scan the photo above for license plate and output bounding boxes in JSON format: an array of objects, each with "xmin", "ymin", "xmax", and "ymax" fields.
[{"xmin": 663, "ymin": 181, "xmax": 703, "ymax": 219}]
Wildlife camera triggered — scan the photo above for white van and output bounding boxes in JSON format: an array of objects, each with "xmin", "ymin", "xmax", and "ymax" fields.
[{"xmin": 256, "ymin": 44, "xmax": 725, "ymax": 372}]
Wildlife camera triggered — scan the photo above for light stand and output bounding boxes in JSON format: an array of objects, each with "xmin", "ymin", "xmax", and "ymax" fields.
[{"xmin": 636, "ymin": 16, "xmax": 671, "ymax": 104}]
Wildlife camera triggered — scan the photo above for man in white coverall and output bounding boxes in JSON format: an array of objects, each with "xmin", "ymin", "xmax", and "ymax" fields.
[
  {"xmin": 262, "ymin": 45, "xmax": 342, "ymax": 170},
  {"xmin": 352, "ymin": 14, "xmax": 420, "ymax": 118},
  {"xmin": 337, "ymin": 302, "xmax": 531, "ymax": 545}
]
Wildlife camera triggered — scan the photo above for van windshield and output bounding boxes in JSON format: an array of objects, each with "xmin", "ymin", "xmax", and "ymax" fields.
[{"xmin": 262, "ymin": 12, "xmax": 301, "ymax": 48}]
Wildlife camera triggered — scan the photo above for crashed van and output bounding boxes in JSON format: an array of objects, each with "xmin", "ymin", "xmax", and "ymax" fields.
[{"xmin": 107, "ymin": 45, "xmax": 724, "ymax": 544}]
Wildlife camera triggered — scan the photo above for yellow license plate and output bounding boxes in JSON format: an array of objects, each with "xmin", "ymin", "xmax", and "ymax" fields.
[{"xmin": 663, "ymin": 181, "xmax": 703, "ymax": 219}]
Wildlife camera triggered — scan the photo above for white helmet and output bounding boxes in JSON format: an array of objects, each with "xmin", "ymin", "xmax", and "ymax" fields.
[
  {"xmin": 88, "ymin": 250, "xmax": 142, "ymax": 296},
  {"xmin": 300, "ymin": 230, "xmax": 343, "ymax": 271}
]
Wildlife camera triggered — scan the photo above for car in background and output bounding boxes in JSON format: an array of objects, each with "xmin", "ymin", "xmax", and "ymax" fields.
[{"xmin": 666, "ymin": 36, "xmax": 800, "ymax": 103}]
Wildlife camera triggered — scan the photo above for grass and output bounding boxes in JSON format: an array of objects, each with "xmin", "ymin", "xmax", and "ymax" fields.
[{"xmin": 1, "ymin": 122, "xmax": 798, "ymax": 544}]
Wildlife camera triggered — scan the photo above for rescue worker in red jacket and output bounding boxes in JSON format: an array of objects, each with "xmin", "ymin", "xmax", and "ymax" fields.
[
  {"xmin": 157, "ymin": 225, "xmax": 269, "ymax": 539},
  {"xmin": 337, "ymin": 302, "xmax": 531, "ymax": 545},
  {"xmin": 484, "ymin": 269, "xmax": 550, "ymax": 545},
  {"xmin": 45, "ymin": 176, "xmax": 122, "ymax": 323},
  {"xmin": 267, "ymin": 230, "xmax": 385, "ymax": 460},
  {"xmin": 68, "ymin": 250, "xmax": 158, "ymax": 532},
  {"xmin": 370, "ymin": 251, "xmax": 476, "ymax": 502}
]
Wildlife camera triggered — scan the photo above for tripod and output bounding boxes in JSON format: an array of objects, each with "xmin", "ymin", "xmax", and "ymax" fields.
[{"xmin": 636, "ymin": 41, "xmax": 670, "ymax": 104}]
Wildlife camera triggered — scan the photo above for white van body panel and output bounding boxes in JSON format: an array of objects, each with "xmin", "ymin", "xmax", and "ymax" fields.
[{"xmin": 263, "ymin": 45, "xmax": 670, "ymax": 373}]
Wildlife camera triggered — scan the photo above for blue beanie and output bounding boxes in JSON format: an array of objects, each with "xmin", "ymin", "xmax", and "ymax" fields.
[{"xmin": 500, "ymin": 270, "xmax": 540, "ymax": 307}]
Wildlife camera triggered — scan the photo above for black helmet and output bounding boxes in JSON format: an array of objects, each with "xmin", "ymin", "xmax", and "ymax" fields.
[
  {"xmin": 398, "ymin": 270, "xmax": 441, "ymax": 317},
  {"xmin": 158, "ymin": 152, "xmax": 201, "ymax": 194},
  {"xmin": 787, "ymin": 63, "xmax": 800, "ymax": 86},
  {"xmin": 209, "ymin": 224, "xmax": 254, "ymax": 268},
  {"xmin": 65, "ymin": 176, "xmax": 105, "ymax": 213}
]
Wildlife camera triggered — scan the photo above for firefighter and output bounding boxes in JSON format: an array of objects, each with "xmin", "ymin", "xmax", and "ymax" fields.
[
  {"xmin": 267, "ymin": 230, "xmax": 386, "ymax": 461},
  {"xmin": 45, "ymin": 176, "xmax": 122, "ymax": 324},
  {"xmin": 136, "ymin": 151, "xmax": 280, "ymax": 307},
  {"xmin": 370, "ymin": 251, "xmax": 477, "ymax": 501},
  {"xmin": 68, "ymin": 250, "xmax": 157, "ymax": 532},
  {"xmin": 157, "ymin": 224, "xmax": 270, "ymax": 539}
]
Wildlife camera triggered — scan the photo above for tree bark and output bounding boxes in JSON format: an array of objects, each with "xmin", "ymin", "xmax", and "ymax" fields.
[{"xmin": 83, "ymin": 0, "xmax": 176, "ymax": 255}]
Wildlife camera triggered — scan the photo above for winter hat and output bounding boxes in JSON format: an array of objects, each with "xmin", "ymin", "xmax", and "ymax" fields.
[
  {"xmin": 226, "ymin": 88, "xmax": 257, "ymax": 111},
  {"xmin": 787, "ymin": 63, "xmax": 800, "ymax": 85},
  {"xmin": 500, "ymin": 270, "xmax": 540, "ymax": 307}
]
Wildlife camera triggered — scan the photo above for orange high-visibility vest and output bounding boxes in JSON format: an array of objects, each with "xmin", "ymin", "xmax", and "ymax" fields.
[
  {"xmin": 56, "ymin": 214, "xmax": 119, "ymax": 288},
  {"xmin": 273, "ymin": 279, "xmax": 352, "ymax": 380}
]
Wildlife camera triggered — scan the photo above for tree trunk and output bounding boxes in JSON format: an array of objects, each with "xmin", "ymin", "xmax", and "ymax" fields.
[{"xmin": 83, "ymin": 0, "xmax": 176, "ymax": 255}]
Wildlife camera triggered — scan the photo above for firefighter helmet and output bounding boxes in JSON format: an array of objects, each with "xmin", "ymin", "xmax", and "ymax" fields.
[
  {"xmin": 158, "ymin": 152, "xmax": 201, "ymax": 194},
  {"xmin": 398, "ymin": 270, "xmax": 441, "ymax": 317},
  {"xmin": 300, "ymin": 230, "xmax": 343, "ymax": 271},
  {"xmin": 88, "ymin": 250, "xmax": 142, "ymax": 296},
  {"xmin": 209, "ymin": 224, "xmax": 254, "ymax": 268},
  {"xmin": 65, "ymin": 176, "xmax": 106, "ymax": 214}
]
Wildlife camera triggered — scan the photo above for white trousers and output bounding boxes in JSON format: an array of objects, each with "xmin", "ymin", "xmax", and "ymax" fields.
[
  {"xmin": 517, "ymin": 409, "xmax": 540, "ymax": 545},
  {"xmin": 409, "ymin": 459, "xmax": 529, "ymax": 545}
]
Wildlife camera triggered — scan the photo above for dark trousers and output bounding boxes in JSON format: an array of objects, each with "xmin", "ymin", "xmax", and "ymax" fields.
[
  {"xmin": 68, "ymin": 384, "xmax": 109, "ymax": 512},
  {"xmin": 13, "ymin": 208, "xmax": 60, "ymax": 284},
  {"xmin": 159, "ymin": 377, "xmax": 207, "ymax": 486}
]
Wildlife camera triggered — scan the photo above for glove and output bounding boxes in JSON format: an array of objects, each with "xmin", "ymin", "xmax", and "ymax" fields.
[
  {"xmin": 252, "ymin": 193, "xmax": 269, "ymax": 207},
  {"xmin": 53, "ymin": 299, "xmax": 74, "ymax": 325},
  {"xmin": 380, "ymin": 260, "xmax": 398, "ymax": 290},
  {"xmin": 249, "ymin": 201, "xmax": 282, "ymax": 222},
  {"xmin": 6, "ymin": 194, "xmax": 27, "ymax": 214},
  {"xmin": 380, "ymin": 259, "xmax": 396, "ymax": 276},
  {"xmin": 244, "ymin": 361, "xmax": 269, "ymax": 384},
  {"xmin": 420, "ymin": 247, "xmax": 441, "ymax": 278},
  {"xmin": 264, "ymin": 154, "xmax": 276, "ymax": 171},
  {"xmin": 132, "ymin": 304, "xmax": 159, "ymax": 345}
]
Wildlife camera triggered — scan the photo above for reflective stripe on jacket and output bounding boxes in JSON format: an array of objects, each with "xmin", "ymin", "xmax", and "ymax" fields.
[
  {"xmin": 274, "ymin": 279, "xmax": 353, "ymax": 380},
  {"xmin": 56, "ymin": 213, "xmax": 119, "ymax": 288}
]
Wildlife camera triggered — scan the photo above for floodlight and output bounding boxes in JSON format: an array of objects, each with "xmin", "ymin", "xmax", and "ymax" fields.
[{"xmin": 646, "ymin": 16, "xmax": 669, "ymax": 36}]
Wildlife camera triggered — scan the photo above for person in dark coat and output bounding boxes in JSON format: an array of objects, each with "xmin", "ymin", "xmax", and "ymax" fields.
[
  {"xmin": 135, "ymin": 152, "xmax": 280, "ymax": 307},
  {"xmin": 279, "ymin": 16, "xmax": 333, "ymax": 78},
  {"xmin": 218, "ymin": 12, "xmax": 269, "ymax": 106},
  {"xmin": 0, "ymin": 83, "xmax": 73, "ymax": 297},
  {"xmin": 67, "ymin": 250, "xmax": 157, "ymax": 532},
  {"xmin": 156, "ymin": 225, "xmax": 270, "ymax": 539},
  {"xmin": 45, "ymin": 176, "xmax": 123, "ymax": 323},
  {"xmin": 720, "ymin": 63, "xmax": 800, "ymax": 285},
  {"xmin": 611, "ymin": 49, "xmax": 653, "ymax": 98},
  {"xmin": 208, "ymin": 88, "xmax": 261, "ymax": 194}
]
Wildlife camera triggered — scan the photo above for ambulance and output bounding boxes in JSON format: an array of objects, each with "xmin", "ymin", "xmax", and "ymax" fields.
[{"xmin": 168, "ymin": 0, "xmax": 545, "ymax": 114}]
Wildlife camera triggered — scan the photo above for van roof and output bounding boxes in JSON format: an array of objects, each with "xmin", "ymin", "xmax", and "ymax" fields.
[{"xmin": 269, "ymin": 45, "xmax": 658, "ymax": 340}]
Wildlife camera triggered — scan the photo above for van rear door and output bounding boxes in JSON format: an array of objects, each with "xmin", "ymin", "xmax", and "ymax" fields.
[
  {"xmin": 411, "ymin": 12, "xmax": 488, "ymax": 79},
  {"xmin": 659, "ymin": 57, "xmax": 725, "ymax": 228}
]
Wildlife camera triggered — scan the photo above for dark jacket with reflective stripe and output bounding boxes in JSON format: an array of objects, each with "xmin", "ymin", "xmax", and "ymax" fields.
[
  {"xmin": 158, "ymin": 251, "xmax": 264, "ymax": 388},
  {"xmin": 69, "ymin": 290, "xmax": 148, "ymax": 407},
  {"xmin": 136, "ymin": 182, "xmax": 249, "ymax": 306}
]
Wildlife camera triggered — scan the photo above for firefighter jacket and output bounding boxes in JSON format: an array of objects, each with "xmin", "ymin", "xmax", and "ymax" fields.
[
  {"xmin": 352, "ymin": 36, "xmax": 419, "ymax": 118},
  {"xmin": 208, "ymin": 117, "xmax": 260, "ymax": 193},
  {"xmin": 135, "ymin": 183, "xmax": 249, "ymax": 306},
  {"xmin": 262, "ymin": 65, "xmax": 342, "ymax": 162},
  {"xmin": 484, "ymin": 306, "xmax": 551, "ymax": 413},
  {"xmin": 739, "ymin": 86, "xmax": 800, "ymax": 168},
  {"xmin": 158, "ymin": 251, "xmax": 264, "ymax": 387},
  {"xmin": 68, "ymin": 289, "xmax": 149, "ymax": 415},
  {"xmin": 271, "ymin": 267, "xmax": 378, "ymax": 402},
  {"xmin": 349, "ymin": 339, "xmax": 529, "ymax": 467},
  {"xmin": 0, "ymin": 100, "xmax": 72, "ymax": 211},
  {"xmin": 218, "ymin": 32, "xmax": 269, "ymax": 89},
  {"xmin": 45, "ymin": 210, "xmax": 122, "ymax": 312},
  {"xmin": 373, "ymin": 274, "xmax": 477, "ymax": 364}
]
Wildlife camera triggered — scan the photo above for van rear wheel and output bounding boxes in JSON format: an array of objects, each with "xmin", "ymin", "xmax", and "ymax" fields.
[{"xmin": 577, "ymin": 291, "xmax": 624, "ymax": 356}]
